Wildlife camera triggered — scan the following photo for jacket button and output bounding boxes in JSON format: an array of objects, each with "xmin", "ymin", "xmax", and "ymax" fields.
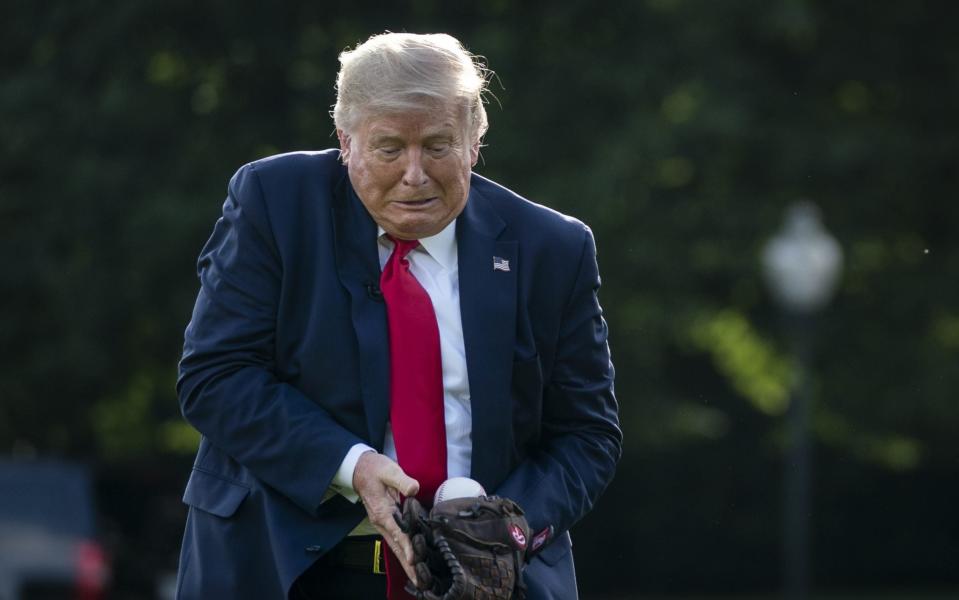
[{"xmin": 305, "ymin": 545, "xmax": 323, "ymax": 553}]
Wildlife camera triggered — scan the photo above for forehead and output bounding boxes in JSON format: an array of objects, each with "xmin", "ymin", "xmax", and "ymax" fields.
[{"xmin": 359, "ymin": 104, "xmax": 468, "ymax": 139}]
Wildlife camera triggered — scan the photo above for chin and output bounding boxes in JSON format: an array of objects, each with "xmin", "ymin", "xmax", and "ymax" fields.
[
  {"xmin": 389, "ymin": 218, "xmax": 449, "ymax": 239},
  {"xmin": 394, "ymin": 227, "xmax": 438, "ymax": 240}
]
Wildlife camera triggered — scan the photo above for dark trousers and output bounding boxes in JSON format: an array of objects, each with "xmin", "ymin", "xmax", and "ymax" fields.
[{"xmin": 290, "ymin": 536, "xmax": 387, "ymax": 600}]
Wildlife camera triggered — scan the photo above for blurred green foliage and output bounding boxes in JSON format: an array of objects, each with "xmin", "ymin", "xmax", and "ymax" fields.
[{"xmin": 2, "ymin": 0, "xmax": 957, "ymax": 595}]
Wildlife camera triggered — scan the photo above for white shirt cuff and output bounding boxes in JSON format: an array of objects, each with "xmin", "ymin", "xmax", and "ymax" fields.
[{"xmin": 330, "ymin": 443, "xmax": 376, "ymax": 504}]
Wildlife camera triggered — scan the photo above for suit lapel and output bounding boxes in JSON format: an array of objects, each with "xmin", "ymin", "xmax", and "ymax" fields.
[
  {"xmin": 458, "ymin": 185, "xmax": 518, "ymax": 488},
  {"xmin": 331, "ymin": 175, "xmax": 390, "ymax": 449}
]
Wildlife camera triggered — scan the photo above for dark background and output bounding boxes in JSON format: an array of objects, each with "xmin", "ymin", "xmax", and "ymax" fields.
[{"xmin": 2, "ymin": 0, "xmax": 958, "ymax": 597}]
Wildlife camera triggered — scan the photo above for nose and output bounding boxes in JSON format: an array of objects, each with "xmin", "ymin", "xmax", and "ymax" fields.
[{"xmin": 401, "ymin": 149, "xmax": 429, "ymax": 187}]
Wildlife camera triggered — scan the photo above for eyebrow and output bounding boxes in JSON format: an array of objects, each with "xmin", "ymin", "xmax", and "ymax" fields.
[
  {"xmin": 369, "ymin": 134, "xmax": 404, "ymax": 146},
  {"xmin": 368, "ymin": 123, "xmax": 459, "ymax": 145},
  {"xmin": 424, "ymin": 123, "xmax": 458, "ymax": 137}
]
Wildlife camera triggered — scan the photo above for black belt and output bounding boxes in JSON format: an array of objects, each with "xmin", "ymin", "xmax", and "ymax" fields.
[{"xmin": 322, "ymin": 536, "xmax": 387, "ymax": 575}]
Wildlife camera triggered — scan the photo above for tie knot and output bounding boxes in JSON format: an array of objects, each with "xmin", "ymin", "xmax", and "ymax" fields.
[{"xmin": 387, "ymin": 235, "xmax": 420, "ymax": 258}]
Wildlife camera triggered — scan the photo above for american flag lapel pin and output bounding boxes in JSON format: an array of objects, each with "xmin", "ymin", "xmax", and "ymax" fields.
[{"xmin": 492, "ymin": 256, "xmax": 510, "ymax": 272}]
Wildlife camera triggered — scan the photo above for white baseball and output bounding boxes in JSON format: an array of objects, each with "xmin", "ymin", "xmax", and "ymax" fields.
[{"xmin": 434, "ymin": 477, "xmax": 486, "ymax": 504}]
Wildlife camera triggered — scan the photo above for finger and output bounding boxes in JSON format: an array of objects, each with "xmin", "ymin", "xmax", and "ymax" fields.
[
  {"xmin": 400, "ymin": 554, "xmax": 419, "ymax": 586},
  {"xmin": 377, "ymin": 525, "xmax": 418, "ymax": 586},
  {"xmin": 382, "ymin": 465, "xmax": 420, "ymax": 499},
  {"xmin": 392, "ymin": 534, "xmax": 419, "ymax": 586},
  {"xmin": 397, "ymin": 531, "xmax": 415, "ymax": 568},
  {"xmin": 378, "ymin": 507, "xmax": 406, "ymax": 542},
  {"xmin": 386, "ymin": 486, "xmax": 401, "ymax": 504},
  {"xmin": 364, "ymin": 495, "xmax": 399, "ymax": 531}
]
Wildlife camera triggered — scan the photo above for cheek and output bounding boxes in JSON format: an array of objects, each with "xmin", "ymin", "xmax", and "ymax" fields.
[
  {"xmin": 352, "ymin": 164, "xmax": 388, "ymax": 200},
  {"xmin": 435, "ymin": 160, "xmax": 468, "ymax": 186},
  {"xmin": 451, "ymin": 165, "xmax": 472, "ymax": 193},
  {"xmin": 365, "ymin": 163, "xmax": 402, "ymax": 190}
]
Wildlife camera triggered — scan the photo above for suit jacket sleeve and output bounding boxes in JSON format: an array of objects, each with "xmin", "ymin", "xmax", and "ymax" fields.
[
  {"xmin": 495, "ymin": 225, "xmax": 622, "ymax": 538},
  {"xmin": 177, "ymin": 163, "xmax": 363, "ymax": 516}
]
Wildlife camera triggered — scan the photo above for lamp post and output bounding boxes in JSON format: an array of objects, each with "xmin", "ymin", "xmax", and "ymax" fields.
[{"xmin": 761, "ymin": 201, "xmax": 843, "ymax": 600}]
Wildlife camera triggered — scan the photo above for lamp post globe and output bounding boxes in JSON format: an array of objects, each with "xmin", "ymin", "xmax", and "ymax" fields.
[{"xmin": 762, "ymin": 201, "xmax": 843, "ymax": 315}]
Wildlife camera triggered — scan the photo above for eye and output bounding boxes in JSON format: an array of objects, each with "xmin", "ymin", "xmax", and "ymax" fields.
[
  {"xmin": 427, "ymin": 142, "xmax": 451, "ymax": 154},
  {"xmin": 377, "ymin": 147, "xmax": 401, "ymax": 157}
]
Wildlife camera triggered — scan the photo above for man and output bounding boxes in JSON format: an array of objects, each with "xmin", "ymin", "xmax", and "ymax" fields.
[{"xmin": 175, "ymin": 32, "xmax": 621, "ymax": 600}]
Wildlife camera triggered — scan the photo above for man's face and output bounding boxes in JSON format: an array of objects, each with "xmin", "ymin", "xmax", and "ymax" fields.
[{"xmin": 338, "ymin": 104, "xmax": 479, "ymax": 240}]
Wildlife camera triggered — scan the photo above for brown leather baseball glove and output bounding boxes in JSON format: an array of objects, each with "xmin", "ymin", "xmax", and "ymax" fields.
[{"xmin": 395, "ymin": 495, "xmax": 535, "ymax": 600}]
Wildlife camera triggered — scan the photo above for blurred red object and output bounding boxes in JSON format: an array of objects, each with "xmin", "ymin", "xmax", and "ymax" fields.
[{"xmin": 75, "ymin": 540, "xmax": 110, "ymax": 600}]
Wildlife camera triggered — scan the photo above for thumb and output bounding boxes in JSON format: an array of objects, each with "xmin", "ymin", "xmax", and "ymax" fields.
[{"xmin": 385, "ymin": 467, "xmax": 420, "ymax": 498}]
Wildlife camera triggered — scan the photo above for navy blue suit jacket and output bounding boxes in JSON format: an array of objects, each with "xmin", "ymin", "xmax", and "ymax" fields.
[{"xmin": 175, "ymin": 150, "xmax": 621, "ymax": 599}]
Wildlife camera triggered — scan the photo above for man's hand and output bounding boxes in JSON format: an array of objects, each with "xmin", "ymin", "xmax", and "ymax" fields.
[{"xmin": 353, "ymin": 451, "xmax": 420, "ymax": 584}]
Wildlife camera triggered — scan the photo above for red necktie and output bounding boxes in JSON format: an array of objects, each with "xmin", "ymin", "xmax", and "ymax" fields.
[{"xmin": 380, "ymin": 235, "xmax": 447, "ymax": 599}]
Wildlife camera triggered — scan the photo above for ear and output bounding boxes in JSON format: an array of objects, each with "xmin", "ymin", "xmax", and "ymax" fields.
[
  {"xmin": 336, "ymin": 129, "xmax": 351, "ymax": 163},
  {"xmin": 469, "ymin": 140, "xmax": 480, "ymax": 168}
]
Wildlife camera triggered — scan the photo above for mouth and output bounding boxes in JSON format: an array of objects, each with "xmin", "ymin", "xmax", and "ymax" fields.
[{"xmin": 394, "ymin": 197, "xmax": 438, "ymax": 208}]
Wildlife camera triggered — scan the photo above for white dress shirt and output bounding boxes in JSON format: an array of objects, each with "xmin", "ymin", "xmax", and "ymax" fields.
[{"xmin": 329, "ymin": 219, "xmax": 473, "ymax": 509}]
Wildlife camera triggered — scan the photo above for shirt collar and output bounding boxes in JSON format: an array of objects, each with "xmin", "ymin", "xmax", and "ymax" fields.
[{"xmin": 377, "ymin": 219, "xmax": 458, "ymax": 271}]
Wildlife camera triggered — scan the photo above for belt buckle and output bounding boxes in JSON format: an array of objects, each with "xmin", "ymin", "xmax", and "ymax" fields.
[{"xmin": 373, "ymin": 539, "xmax": 386, "ymax": 575}]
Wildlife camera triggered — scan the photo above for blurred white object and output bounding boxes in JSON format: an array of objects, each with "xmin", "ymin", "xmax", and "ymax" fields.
[{"xmin": 762, "ymin": 201, "xmax": 843, "ymax": 314}]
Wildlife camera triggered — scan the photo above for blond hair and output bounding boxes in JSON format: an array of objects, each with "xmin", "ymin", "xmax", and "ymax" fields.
[{"xmin": 333, "ymin": 32, "xmax": 491, "ymax": 142}]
